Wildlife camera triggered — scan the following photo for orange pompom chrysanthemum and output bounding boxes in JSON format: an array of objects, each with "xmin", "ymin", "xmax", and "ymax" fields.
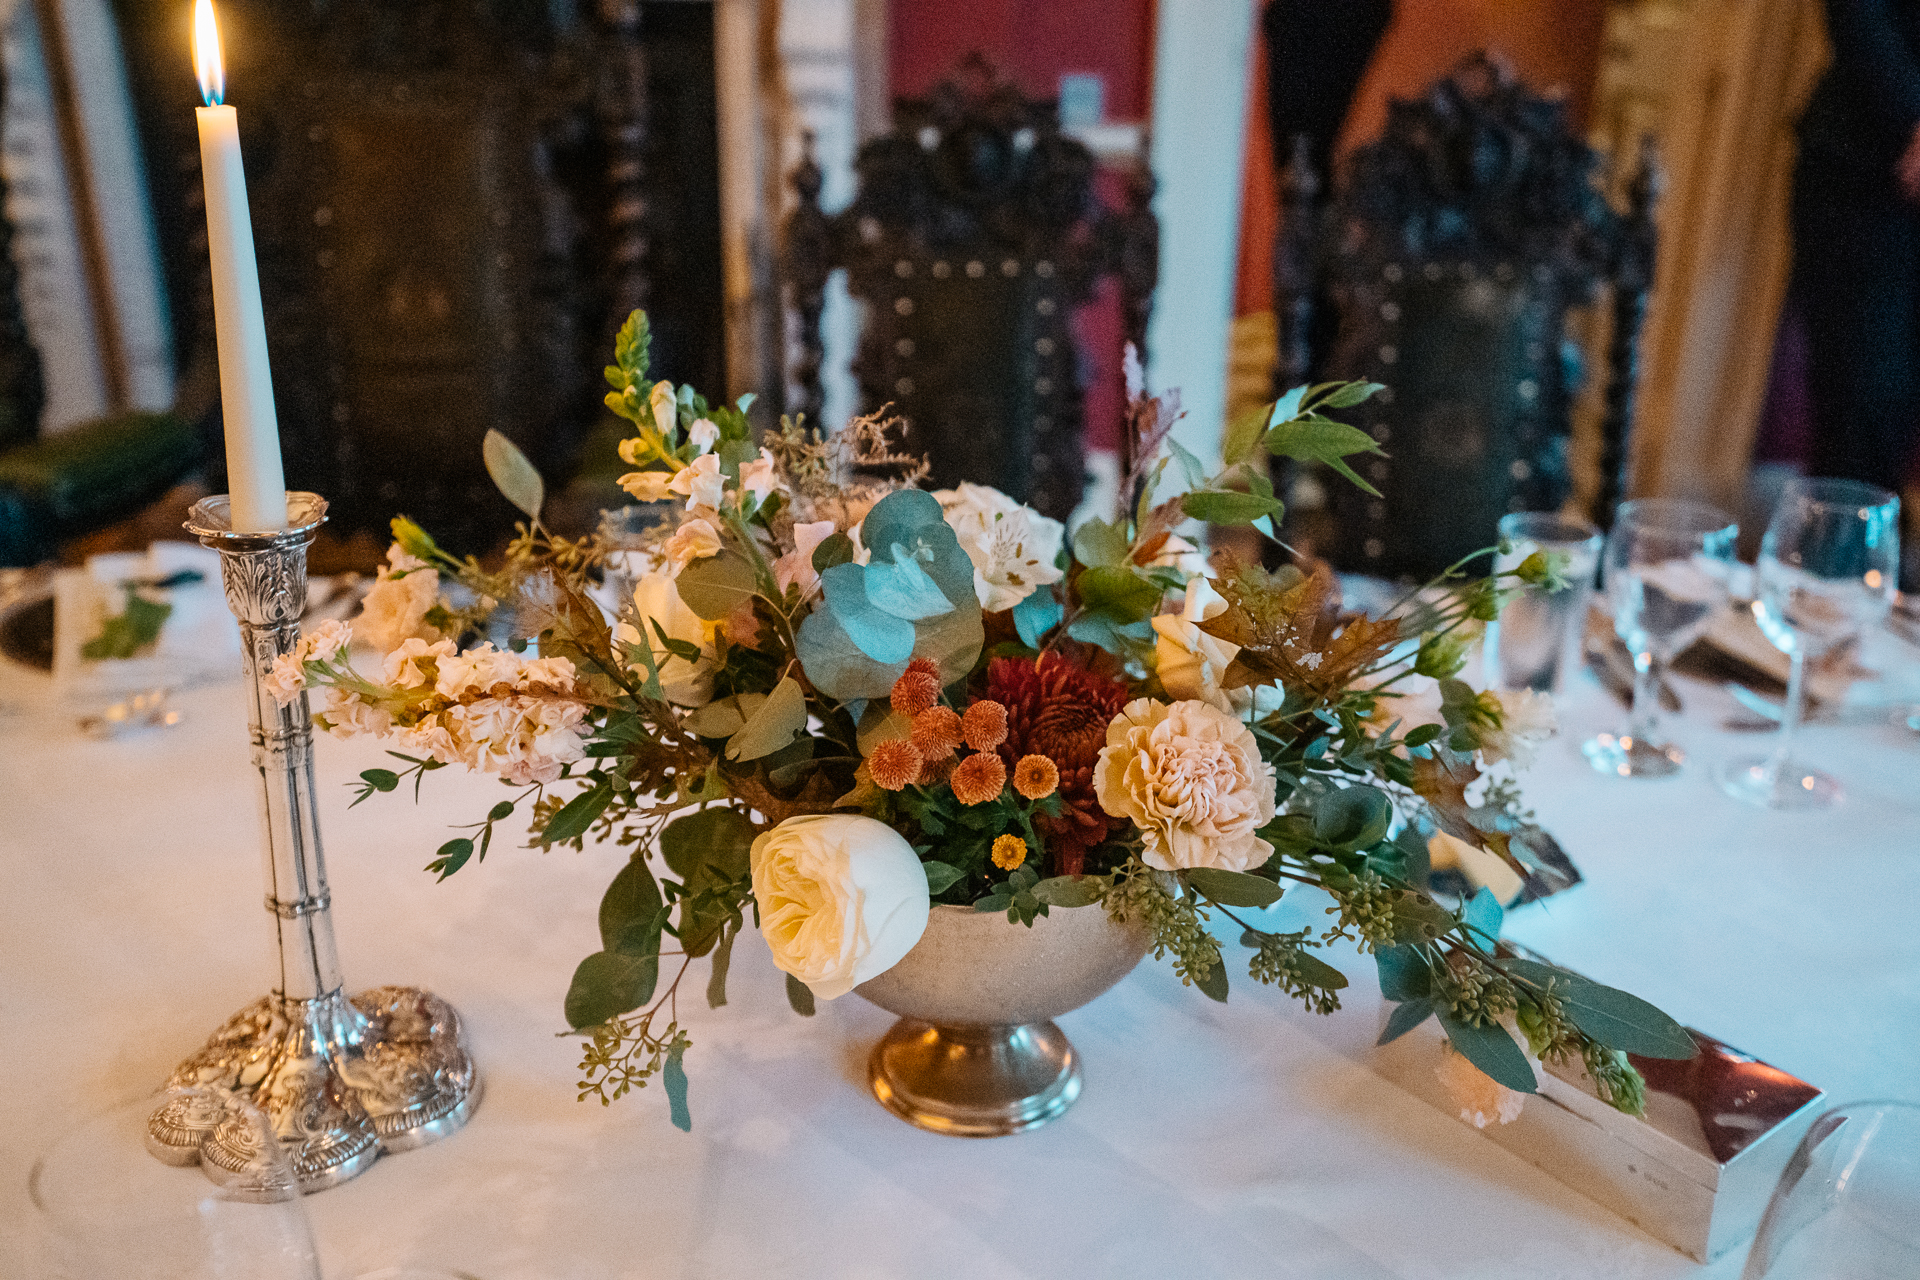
[
  {"xmin": 868, "ymin": 738, "xmax": 923, "ymax": 791},
  {"xmin": 911, "ymin": 705, "xmax": 964, "ymax": 761},
  {"xmin": 950, "ymin": 752, "xmax": 1008, "ymax": 805},
  {"xmin": 1013, "ymin": 754, "xmax": 1060, "ymax": 800},
  {"xmin": 991, "ymin": 834, "xmax": 1028, "ymax": 870},
  {"xmin": 917, "ymin": 754, "xmax": 957, "ymax": 786},
  {"xmin": 961, "ymin": 699, "xmax": 1009, "ymax": 752},
  {"xmin": 890, "ymin": 661, "xmax": 941, "ymax": 717}
]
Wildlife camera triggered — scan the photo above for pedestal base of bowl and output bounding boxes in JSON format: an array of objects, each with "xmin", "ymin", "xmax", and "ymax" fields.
[{"xmin": 867, "ymin": 1017, "xmax": 1080, "ymax": 1136}]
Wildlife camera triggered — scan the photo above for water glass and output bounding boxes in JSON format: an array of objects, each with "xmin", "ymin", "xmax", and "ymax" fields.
[
  {"xmin": 596, "ymin": 503, "xmax": 671, "ymax": 618},
  {"xmin": 1743, "ymin": 1101, "xmax": 1920, "ymax": 1278},
  {"xmin": 1719, "ymin": 478, "xmax": 1900, "ymax": 808},
  {"xmin": 1489, "ymin": 511, "xmax": 1604, "ymax": 693},
  {"xmin": 1582, "ymin": 498, "xmax": 1738, "ymax": 777}
]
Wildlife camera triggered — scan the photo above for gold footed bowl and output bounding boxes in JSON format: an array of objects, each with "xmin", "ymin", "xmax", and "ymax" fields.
[{"xmin": 854, "ymin": 902, "xmax": 1152, "ymax": 1136}]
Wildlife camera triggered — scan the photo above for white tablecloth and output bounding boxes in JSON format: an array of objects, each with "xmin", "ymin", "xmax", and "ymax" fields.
[{"xmin": 3, "ymin": 640, "xmax": 1918, "ymax": 1280}]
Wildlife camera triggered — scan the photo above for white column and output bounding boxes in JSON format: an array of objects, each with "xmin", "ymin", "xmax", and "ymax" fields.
[{"xmin": 1146, "ymin": 0, "xmax": 1256, "ymax": 470}]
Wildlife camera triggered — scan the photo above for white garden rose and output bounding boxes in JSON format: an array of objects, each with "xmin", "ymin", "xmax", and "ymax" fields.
[
  {"xmin": 934, "ymin": 482, "xmax": 1065, "ymax": 611},
  {"xmin": 1151, "ymin": 577, "xmax": 1241, "ymax": 714},
  {"xmin": 616, "ymin": 565, "xmax": 718, "ymax": 705},
  {"xmin": 750, "ymin": 814, "xmax": 930, "ymax": 1000},
  {"xmin": 1093, "ymin": 698, "xmax": 1278, "ymax": 872}
]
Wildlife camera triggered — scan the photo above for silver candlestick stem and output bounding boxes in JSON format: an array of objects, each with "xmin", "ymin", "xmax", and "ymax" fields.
[{"xmin": 147, "ymin": 492, "xmax": 479, "ymax": 1193}]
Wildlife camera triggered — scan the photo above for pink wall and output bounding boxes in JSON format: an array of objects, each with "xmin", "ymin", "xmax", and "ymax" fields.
[{"xmin": 888, "ymin": 0, "xmax": 1154, "ymax": 120}]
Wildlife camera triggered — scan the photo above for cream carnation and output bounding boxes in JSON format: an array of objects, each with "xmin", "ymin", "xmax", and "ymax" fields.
[
  {"xmin": 1093, "ymin": 698, "xmax": 1277, "ymax": 872},
  {"xmin": 357, "ymin": 544, "xmax": 440, "ymax": 654},
  {"xmin": 750, "ymin": 814, "xmax": 930, "ymax": 1000}
]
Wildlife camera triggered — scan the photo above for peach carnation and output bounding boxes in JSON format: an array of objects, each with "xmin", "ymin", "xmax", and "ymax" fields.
[
  {"xmin": 950, "ymin": 752, "xmax": 1007, "ymax": 805},
  {"xmin": 1093, "ymin": 698, "xmax": 1277, "ymax": 872},
  {"xmin": 961, "ymin": 700, "xmax": 1008, "ymax": 752},
  {"xmin": 868, "ymin": 739, "xmax": 923, "ymax": 791},
  {"xmin": 911, "ymin": 705, "xmax": 963, "ymax": 761},
  {"xmin": 1012, "ymin": 754, "xmax": 1059, "ymax": 800}
]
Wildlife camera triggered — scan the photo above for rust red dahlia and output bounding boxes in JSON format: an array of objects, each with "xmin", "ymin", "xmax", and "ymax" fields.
[{"xmin": 987, "ymin": 654, "xmax": 1131, "ymax": 875}]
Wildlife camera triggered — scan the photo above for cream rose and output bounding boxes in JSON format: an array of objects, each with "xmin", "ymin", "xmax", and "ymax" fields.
[
  {"xmin": 616, "ymin": 566, "xmax": 718, "ymax": 705},
  {"xmin": 1093, "ymin": 698, "xmax": 1278, "ymax": 872},
  {"xmin": 750, "ymin": 814, "xmax": 930, "ymax": 1000},
  {"xmin": 1152, "ymin": 577, "xmax": 1241, "ymax": 713}
]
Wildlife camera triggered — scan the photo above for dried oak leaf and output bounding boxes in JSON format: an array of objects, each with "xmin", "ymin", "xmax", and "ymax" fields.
[
  {"xmin": 1201, "ymin": 561, "xmax": 1400, "ymax": 697},
  {"xmin": 1409, "ymin": 749, "xmax": 1526, "ymax": 879}
]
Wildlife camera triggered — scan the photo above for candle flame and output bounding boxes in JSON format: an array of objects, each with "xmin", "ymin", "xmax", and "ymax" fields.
[{"xmin": 193, "ymin": 0, "xmax": 224, "ymax": 107}]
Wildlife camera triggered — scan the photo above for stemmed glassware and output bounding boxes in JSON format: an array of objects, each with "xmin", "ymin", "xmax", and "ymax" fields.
[
  {"xmin": 1742, "ymin": 1101, "xmax": 1920, "ymax": 1278},
  {"xmin": 1719, "ymin": 478, "xmax": 1900, "ymax": 808},
  {"xmin": 1582, "ymin": 498, "xmax": 1739, "ymax": 777}
]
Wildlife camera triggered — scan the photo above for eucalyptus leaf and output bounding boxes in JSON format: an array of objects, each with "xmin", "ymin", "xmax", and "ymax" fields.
[
  {"xmin": 864, "ymin": 546, "xmax": 955, "ymax": 621},
  {"xmin": 1268, "ymin": 384, "xmax": 1308, "ymax": 425},
  {"xmin": 1182, "ymin": 489, "xmax": 1285, "ymax": 527},
  {"xmin": 725, "ymin": 676, "xmax": 807, "ymax": 761},
  {"xmin": 1311, "ymin": 784, "xmax": 1393, "ymax": 850},
  {"xmin": 564, "ymin": 949, "xmax": 658, "ymax": 1029},
  {"xmin": 660, "ymin": 808, "xmax": 756, "ymax": 882},
  {"xmin": 705, "ymin": 922, "xmax": 735, "ymax": 1009},
  {"xmin": 1195, "ymin": 958, "xmax": 1230, "ymax": 1003},
  {"xmin": 675, "ymin": 551, "xmax": 761, "ymax": 622},
  {"xmin": 1317, "ymin": 380, "xmax": 1386, "ymax": 409},
  {"xmin": 1439, "ymin": 1013, "xmax": 1537, "ymax": 1093},
  {"xmin": 1504, "ymin": 960, "xmax": 1696, "ymax": 1059},
  {"xmin": 1377, "ymin": 997, "xmax": 1435, "ymax": 1045},
  {"xmin": 1071, "ymin": 517, "xmax": 1131, "ymax": 569},
  {"xmin": 482, "ymin": 429, "xmax": 545, "ymax": 520},
  {"xmin": 1292, "ymin": 949, "xmax": 1349, "ymax": 990},
  {"xmin": 1185, "ymin": 867, "xmax": 1284, "ymax": 908},
  {"xmin": 544, "ymin": 782, "xmax": 613, "ymax": 845},
  {"xmin": 784, "ymin": 972, "xmax": 816, "ymax": 1016},
  {"xmin": 599, "ymin": 855, "xmax": 664, "ymax": 951},
  {"xmin": 1266, "ymin": 416, "xmax": 1386, "ymax": 498},
  {"xmin": 684, "ymin": 693, "xmax": 766, "ymax": 740},
  {"xmin": 922, "ymin": 862, "xmax": 968, "ymax": 894},
  {"xmin": 662, "ymin": 1041, "xmax": 692, "ymax": 1132},
  {"xmin": 1031, "ymin": 875, "xmax": 1103, "ymax": 907},
  {"xmin": 1463, "ymin": 886, "xmax": 1503, "ymax": 943},
  {"xmin": 1375, "ymin": 944, "xmax": 1432, "ymax": 1002},
  {"xmin": 1011, "ymin": 589, "xmax": 1063, "ymax": 648},
  {"xmin": 821, "ymin": 562, "xmax": 917, "ymax": 663},
  {"xmin": 811, "ymin": 532, "xmax": 856, "ymax": 573}
]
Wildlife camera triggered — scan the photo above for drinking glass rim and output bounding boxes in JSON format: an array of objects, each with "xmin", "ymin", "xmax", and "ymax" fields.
[
  {"xmin": 1613, "ymin": 497, "xmax": 1738, "ymax": 538},
  {"xmin": 1780, "ymin": 476, "xmax": 1901, "ymax": 515},
  {"xmin": 1497, "ymin": 510, "xmax": 1603, "ymax": 547}
]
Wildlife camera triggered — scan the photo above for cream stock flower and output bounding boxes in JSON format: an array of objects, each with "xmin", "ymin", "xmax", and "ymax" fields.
[
  {"xmin": 617, "ymin": 469, "xmax": 675, "ymax": 503},
  {"xmin": 934, "ymin": 482, "xmax": 1065, "ymax": 611},
  {"xmin": 616, "ymin": 565, "xmax": 719, "ymax": 704},
  {"xmin": 1094, "ymin": 698, "xmax": 1277, "ymax": 872},
  {"xmin": 316, "ymin": 684, "xmax": 393, "ymax": 740},
  {"xmin": 1152, "ymin": 577, "xmax": 1241, "ymax": 714},
  {"xmin": 750, "ymin": 814, "xmax": 930, "ymax": 1000},
  {"xmin": 774, "ymin": 520, "xmax": 838, "ymax": 597},
  {"xmin": 667, "ymin": 452, "xmax": 726, "ymax": 511},
  {"xmin": 662, "ymin": 517, "xmax": 723, "ymax": 571},
  {"xmin": 382, "ymin": 637, "xmax": 456, "ymax": 687},
  {"xmin": 357, "ymin": 544, "xmax": 440, "ymax": 654},
  {"xmin": 739, "ymin": 447, "xmax": 786, "ymax": 505},
  {"xmin": 263, "ymin": 619, "xmax": 354, "ymax": 705}
]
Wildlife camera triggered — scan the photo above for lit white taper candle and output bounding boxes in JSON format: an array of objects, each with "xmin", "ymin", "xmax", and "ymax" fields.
[{"xmin": 193, "ymin": 0, "xmax": 286, "ymax": 532}]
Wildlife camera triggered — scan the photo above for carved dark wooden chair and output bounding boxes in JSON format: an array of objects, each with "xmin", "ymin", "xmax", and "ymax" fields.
[
  {"xmin": 784, "ymin": 63, "xmax": 1157, "ymax": 521},
  {"xmin": 106, "ymin": 0, "xmax": 723, "ymax": 551},
  {"xmin": 1276, "ymin": 54, "xmax": 1657, "ymax": 580}
]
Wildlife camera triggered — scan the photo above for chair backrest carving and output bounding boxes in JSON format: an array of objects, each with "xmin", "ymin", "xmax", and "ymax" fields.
[
  {"xmin": 1277, "ymin": 53, "xmax": 1656, "ymax": 579},
  {"xmin": 784, "ymin": 60, "xmax": 1157, "ymax": 520},
  {"xmin": 110, "ymin": 0, "xmax": 721, "ymax": 548}
]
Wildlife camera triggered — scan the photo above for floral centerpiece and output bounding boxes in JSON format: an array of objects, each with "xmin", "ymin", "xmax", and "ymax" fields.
[{"xmin": 275, "ymin": 311, "xmax": 1692, "ymax": 1132}]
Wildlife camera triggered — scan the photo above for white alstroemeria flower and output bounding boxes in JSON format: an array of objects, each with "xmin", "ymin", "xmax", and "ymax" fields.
[
  {"xmin": 1151, "ymin": 577, "xmax": 1241, "ymax": 714},
  {"xmin": 688, "ymin": 417, "xmax": 720, "ymax": 453},
  {"xmin": 667, "ymin": 452, "xmax": 726, "ymax": 511},
  {"xmin": 740, "ymin": 447, "xmax": 786, "ymax": 505},
  {"xmin": 1480, "ymin": 688, "xmax": 1557, "ymax": 769},
  {"xmin": 934, "ymin": 483, "xmax": 1065, "ymax": 611},
  {"xmin": 775, "ymin": 520, "xmax": 838, "ymax": 597},
  {"xmin": 663, "ymin": 517, "xmax": 723, "ymax": 571}
]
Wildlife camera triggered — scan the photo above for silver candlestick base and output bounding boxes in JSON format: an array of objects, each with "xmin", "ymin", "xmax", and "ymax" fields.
[{"xmin": 151, "ymin": 493, "xmax": 479, "ymax": 1193}]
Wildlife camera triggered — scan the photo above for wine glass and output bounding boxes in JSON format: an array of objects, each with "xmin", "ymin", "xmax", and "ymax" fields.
[
  {"xmin": 30, "ymin": 1088, "xmax": 321, "ymax": 1279},
  {"xmin": 1720, "ymin": 478, "xmax": 1900, "ymax": 808},
  {"xmin": 1742, "ymin": 1101, "xmax": 1920, "ymax": 1278},
  {"xmin": 1582, "ymin": 498, "xmax": 1739, "ymax": 777}
]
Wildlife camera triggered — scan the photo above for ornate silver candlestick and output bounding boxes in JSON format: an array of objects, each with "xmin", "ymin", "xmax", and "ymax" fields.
[{"xmin": 148, "ymin": 493, "xmax": 479, "ymax": 1192}]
